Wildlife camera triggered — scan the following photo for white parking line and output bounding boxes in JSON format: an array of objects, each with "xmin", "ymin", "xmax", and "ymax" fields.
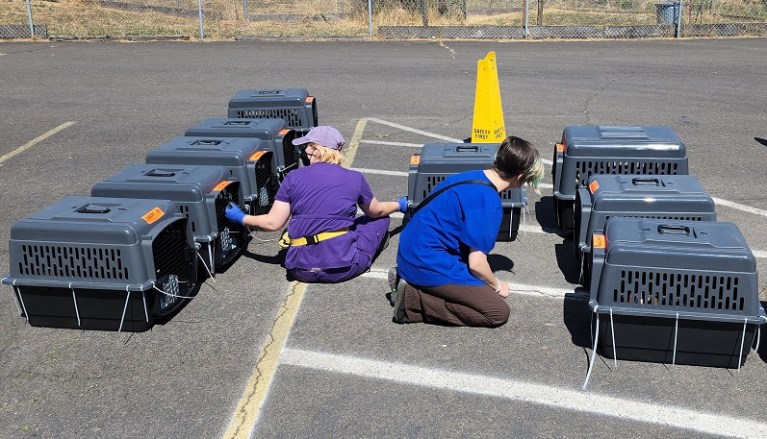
[
  {"xmin": 353, "ymin": 167, "xmax": 407, "ymax": 177},
  {"xmin": 713, "ymin": 197, "xmax": 767, "ymax": 218},
  {"xmin": 359, "ymin": 139, "xmax": 424, "ymax": 148},
  {"xmin": 0, "ymin": 121, "xmax": 76, "ymax": 165},
  {"xmin": 281, "ymin": 348, "xmax": 767, "ymax": 439},
  {"xmin": 366, "ymin": 118, "xmax": 463, "ymax": 142}
]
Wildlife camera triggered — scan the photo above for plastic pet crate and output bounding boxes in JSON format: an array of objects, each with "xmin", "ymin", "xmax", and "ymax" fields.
[
  {"xmin": 1, "ymin": 196, "xmax": 198, "ymax": 332},
  {"xmin": 407, "ymin": 143, "xmax": 527, "ymax": 242},
  {"xmin": 227, "ymin": 88, "xmax": 318, "ymax": 136},
  {"xmin": 587, "ymin": 217, "xmax": 765, "ymax": 370},
  {"xmin": 184, "ymin": 118, "xmax": 298, "ymax": 181},
  {"xmin": 145, "ymin": 136, "xmax": 277, "ymax": 216},
  {"xmin": 575, "ymin": 174, "xmax": 716, "ymax": 281},
  {"xmin": 551, "ymin": 125, "xmax": 688, "ymax": 234},
  {"xmin": 91, "ymin": 164, "xmax": 246, "ymax": 275}
]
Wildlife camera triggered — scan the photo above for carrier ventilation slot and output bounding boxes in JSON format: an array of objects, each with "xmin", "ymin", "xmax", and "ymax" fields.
[
  {"xmin": 282, "ymin": 134, "xmax": 298, "ymax": 171},
  {"xmin": 152, "ymin": 218, "xmax": 195, "ymax": 297},
  {"xmin": 612, "ymin": 270, "xmax": 744, "ymax": 311},
  {"xmin": 177, "ymin": 204, "xmax": 196, "ymax": 233},
  {"xmin": 423, "ymin": 176, "xmax": 447, "ymax": 199},
  {"xmin": 215, "ymin": 183, "xmax": 244, "ymax": 261},
  {"xmin": 575, "ymin": 160, "xmax": 680, "ymax": 186},
  {"xmin": 235, "ymin": 109, "xmax": 302, "ymax": 127},
  {"xmin": 254, "ymin": 153, "xmax": 277, "ymax": 215},
  {"xmin": 604, "ymin": 215, "xmax": 705, "ymax": 222},
  {"xmin": 19, "ymin": 244, "xmax": 129, "ymax": 280},
  {"xmin": 500, "ymin": 190, "xmax": 516, "ymax": 200}
]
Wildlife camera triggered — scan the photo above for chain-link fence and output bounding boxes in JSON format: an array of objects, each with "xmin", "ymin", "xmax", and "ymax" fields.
[{"xmin": 1, "ymin": 0, "xmax": 766, "ymax": 40}]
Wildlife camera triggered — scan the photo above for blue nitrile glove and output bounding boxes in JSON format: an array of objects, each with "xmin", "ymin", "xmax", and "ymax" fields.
[
  {"xmin": 397, "ymin": 196, "xmax": 409, "ymax": 213},
  {"xmin": 225, "ymin": 202, "xmax": 246, "ymax": 225}
]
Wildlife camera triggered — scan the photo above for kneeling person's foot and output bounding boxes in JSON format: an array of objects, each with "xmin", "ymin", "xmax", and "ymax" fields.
[
  {"xmin": 392, "ymin": 277, "xmax": 409, "ymax": 324},
  {"xmin": 387, "ymin": 267, "xmax": 399, "ymax": 306}
]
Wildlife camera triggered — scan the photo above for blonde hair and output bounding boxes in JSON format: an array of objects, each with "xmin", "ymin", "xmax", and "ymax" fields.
[
  {"xmin": 521, "ymin": 155, "xmax": 545, "ymax": 194},
  {"xmin": 309, "ymin": 143, "xmax": 345, "ymax": 165}
]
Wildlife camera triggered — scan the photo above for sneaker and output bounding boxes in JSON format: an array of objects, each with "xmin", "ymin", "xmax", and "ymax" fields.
[
  {"xmin": 387, "ymin": 266, "xmax": 399, "ymax": 306},
  {"xmin": 392, "ymin": 276, "xmax": 409, "ymax": 324}
]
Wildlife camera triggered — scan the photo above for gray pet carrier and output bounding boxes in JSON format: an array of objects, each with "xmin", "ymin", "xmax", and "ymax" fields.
[
  {"xmin": 583, "ymin": 217, "xmax": 765, "ymax": 387},
  {"xmin": 1, "ymin": 196, "xmax": 198, "ymax": 332},
  {"xmin": 227, "ymin": 88, "xmax": 317, "ymax": 136},
  {"xmin": 407, "ymin": 143, "xmax": 527, "ymax": 242},
  {"xmin": 145, "ymin": 136, "xmax": 277, "ymax": 216},
  {"xmin": 575, "ymin": 174, "xmax": 716, "ymax": 283},
  {"xmin": 184, "ymin": 118, "xmax": 298, "ymax": 181},
  {"xmin": 552, "ymin": 125, "xmax": 688, "ymax": 234},
  {"xmin": 91, "ymin": 164, "xmax": 246, "ymax": 276}
]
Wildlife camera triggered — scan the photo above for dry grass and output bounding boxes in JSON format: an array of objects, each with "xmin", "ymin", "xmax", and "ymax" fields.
[
  {"xmin": 1, "ymin": 0, "xmax": 370, "ymax": 39},
  {"xmin": 1, "ymin": 0, "xmax": 764, "ymax": 40}
]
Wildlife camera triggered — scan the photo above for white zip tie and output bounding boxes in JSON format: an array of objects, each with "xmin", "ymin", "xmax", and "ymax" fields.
[
  {"xmin": 737, "ymin": 319, "xmax": 747, "ymax": 372},
  {"xmin": 196, "ymin": 250, "xmax": 215, "ymax": 281},
  {"xmin": 69, "ymin": 282, "xmax": 81, "ymax": 327},
  {"xmin": 672, "ymin": 312, "xmax": 679, "ymax": 366},
  {"xmin": 118, "ymin": 286, "xmax": 131, "ymax": 333},
  {"xmin": 609, "ymin": 308, "xmax": 617, "ymax": 367},
  {"xmin": 207, "ymin": 245, "xmax": 215, "ymax": 279},
  {"xmin": 8, "ymin": 280, "xmax": 23, "ymax": 316},
  {"xmin": 151, "ymin": 282, "xmax": 196, "ymax": 300},
  {"xmin": 142, "ymin": 291, "xmax": 149, "ymax": 323},
  {"xmin": 13, "ymin": 279, "xmax": 30, "ymax": 323},
  {"xmin": 583, "ymin": 309, "xmax": 600, "ymax": 390}
]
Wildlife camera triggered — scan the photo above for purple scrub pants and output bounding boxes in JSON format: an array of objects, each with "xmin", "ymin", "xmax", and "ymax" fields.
[{"xmin": 288, "ymin": 215, "xmax": 390, "ymax": 283}]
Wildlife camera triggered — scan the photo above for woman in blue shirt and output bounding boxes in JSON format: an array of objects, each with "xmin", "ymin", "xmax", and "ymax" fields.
[{"xmin": 391, "ymin": 136, "xmax": 543, "ymax": 327}]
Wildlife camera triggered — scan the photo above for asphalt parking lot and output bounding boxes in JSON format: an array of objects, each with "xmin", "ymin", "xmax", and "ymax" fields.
[{"xmin": 0, "ymin": 38, "xmax": 766, "ymax": 439}]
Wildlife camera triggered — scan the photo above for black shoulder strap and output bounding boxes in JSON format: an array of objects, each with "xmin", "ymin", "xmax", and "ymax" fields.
[{"xmin": 411, "ymin": 179, "xmax": 497, "ymax": 217}]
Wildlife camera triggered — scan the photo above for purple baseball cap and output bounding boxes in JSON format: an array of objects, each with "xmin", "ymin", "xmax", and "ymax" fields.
[{"xmin": 291, "ymin": 126, "xmax": 345, "ymax": 151}]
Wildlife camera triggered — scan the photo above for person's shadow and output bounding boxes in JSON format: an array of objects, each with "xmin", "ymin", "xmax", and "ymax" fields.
[
  {"xmin": 488, "ymin": 253, "xmax": 514, "ymax": 273},
  {"xmin": 563, "ymin": 288, "xmax": 593, "ymax": 349}
]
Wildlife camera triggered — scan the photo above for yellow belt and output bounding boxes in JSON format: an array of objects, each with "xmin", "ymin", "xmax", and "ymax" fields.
[{"xmin": 286, "ymin": 228, "xmax": 350, "ymax": 247}]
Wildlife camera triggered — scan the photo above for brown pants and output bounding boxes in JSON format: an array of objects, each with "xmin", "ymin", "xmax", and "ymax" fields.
[{"xmin": 402, "ymin": 283, "xmax": 510, "ymax": 327}]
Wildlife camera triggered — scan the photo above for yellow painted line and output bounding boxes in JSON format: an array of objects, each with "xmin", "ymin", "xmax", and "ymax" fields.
[
  {"xmin": 0, "ymin": 121, "xmax": 76, "ymax": 164},
  {"xmin": 222, "ymin": 118, "xmax": 368, "ymax": 439},
  {"xmin": 222, "ymin": 281, "xmax": 308, "ymax": 439},
  {"xmin": 343, "ymin": 118, "xmax": 367, "ymax": 169}
]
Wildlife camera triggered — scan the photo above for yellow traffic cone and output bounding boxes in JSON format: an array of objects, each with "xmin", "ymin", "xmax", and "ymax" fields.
[{"xmin": 471, "ymin": 51, "xmax": 506, "ymax": 143}]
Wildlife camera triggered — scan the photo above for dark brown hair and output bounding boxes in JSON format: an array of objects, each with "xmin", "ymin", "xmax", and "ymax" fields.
[{"xmin": 492, "ymin": 136, "xmax": 544, "ymax": 191}]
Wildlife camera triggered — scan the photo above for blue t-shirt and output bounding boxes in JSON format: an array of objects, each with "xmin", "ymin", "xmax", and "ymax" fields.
[
  {"xmin": 275, "ymin": 163, "xmax": 374, "ymax": 269},
  {"xmin": 396, "ymin": 170, "xmax": 502, "ymax": 287}
]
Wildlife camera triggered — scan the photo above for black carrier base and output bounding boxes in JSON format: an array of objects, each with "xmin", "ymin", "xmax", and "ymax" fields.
[
  {"xmin": 498, "ymin": 206, "xmax": 521, "ymax": 242},
  {"xmin": 594, "ymin": 313, "xmax": 758, "ymax": 369},
  {"xmin": 14, "ymin": 285, "xmax": 189, "ymax": 332}
]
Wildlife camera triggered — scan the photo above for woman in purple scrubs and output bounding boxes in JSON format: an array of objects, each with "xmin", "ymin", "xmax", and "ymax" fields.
[{"xmin": 225, "ymin": 125, "xmax": 407, "ymax": 283}]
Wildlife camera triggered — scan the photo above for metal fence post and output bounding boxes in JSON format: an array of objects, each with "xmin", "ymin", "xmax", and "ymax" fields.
[
  {"xmin": 197, "ymin": 0, "xmax": 204, "ymax": 41},
  {"xmin": 676, "ymin": 0, "xmax": 683, "ymax": 38},
  {"xmin": 537, "ymin": 0, "xmax": 544, "ymax": 27},
  {"xmin": 25, "ymin": 0, "xmax": 34, "ymax": 38},
  {"xmin": 523, "ymin": 0, "xmax": 529, "ymax": 38},
  {"xmin": 243, "ymin": 0, "xmax": 249, "ymax": 22},
  {"xmin": 368, "ymin": 0, "xmax": 373, "ymax": 37}
]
